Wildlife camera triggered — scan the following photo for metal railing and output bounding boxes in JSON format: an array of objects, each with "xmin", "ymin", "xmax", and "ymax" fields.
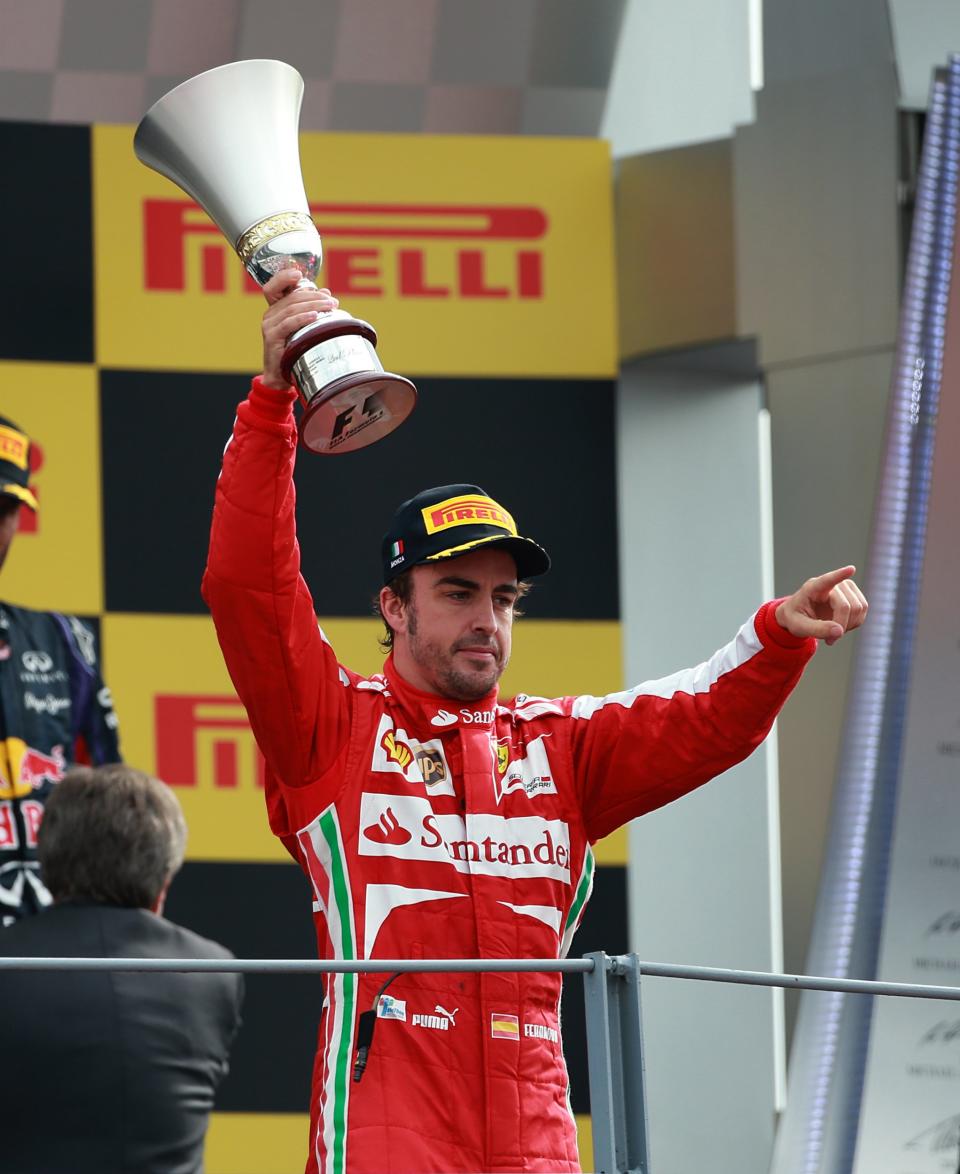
[{"xmin": 2, "ymin": 952, "xmax": 959, "ymax": 1174}]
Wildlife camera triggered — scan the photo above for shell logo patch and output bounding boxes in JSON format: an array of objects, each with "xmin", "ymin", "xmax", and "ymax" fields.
[{"xmin": 381, "ymin": 728, "xmax": 413, "ymax": 769}]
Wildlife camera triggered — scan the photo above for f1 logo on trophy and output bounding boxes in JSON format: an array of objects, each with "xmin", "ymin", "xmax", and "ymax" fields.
[{"xmin": 134, "ymin": 59, "xmax": 417, "ymax": 454}]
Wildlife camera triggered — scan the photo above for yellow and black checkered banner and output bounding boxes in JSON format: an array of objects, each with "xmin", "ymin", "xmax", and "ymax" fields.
[{"xmin": 0, "ymin": 118, "xmax": 623, "ymax": 1171}]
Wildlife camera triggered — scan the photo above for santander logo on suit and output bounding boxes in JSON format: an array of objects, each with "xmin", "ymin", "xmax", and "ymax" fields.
[{"xmin": 358, "ymin": 793, "xmax": 571, "ymax": 882}]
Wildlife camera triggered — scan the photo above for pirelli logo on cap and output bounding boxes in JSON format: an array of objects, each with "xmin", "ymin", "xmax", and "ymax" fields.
[
  {"xmin": 0, "ymin": 426, "xmax": 28, "ymax": 470},
  {"xmin": 422, "ymin": 495, "xmax": 516, "ymax": 536}
]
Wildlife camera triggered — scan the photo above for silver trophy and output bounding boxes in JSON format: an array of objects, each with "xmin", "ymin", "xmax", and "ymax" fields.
[{"xmin": 134, "ymin": 59, "xmax": 417, "ymax": 454}]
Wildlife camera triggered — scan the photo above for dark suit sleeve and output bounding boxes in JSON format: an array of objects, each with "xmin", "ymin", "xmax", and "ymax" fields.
[
  {"xmin": 220, "ymin": 971, "xmax": 245, "ymax": 1081},
  {"xmin": 183, "ymin": 932, "xmax": 245, "ymax": 1090}
]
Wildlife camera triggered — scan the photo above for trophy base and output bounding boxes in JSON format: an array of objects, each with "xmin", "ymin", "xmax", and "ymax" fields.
[
  {"xmin": 299, "ymin": 371, "xmax": 418, "ymax": 455},
  {"xmin": 282, "ymin": 310, "xmax": 417, "ymax": 454}
]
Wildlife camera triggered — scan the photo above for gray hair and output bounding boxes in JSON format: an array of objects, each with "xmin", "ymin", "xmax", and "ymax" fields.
[{"xmin": 39, "ymin": 764, "xmax": 187, "ymax": 908}]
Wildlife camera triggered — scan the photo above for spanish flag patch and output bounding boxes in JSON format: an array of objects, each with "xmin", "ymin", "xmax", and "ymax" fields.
[{"xmin": 491, "ymin": 1013, "xmax": 520, "ymax": 1040}]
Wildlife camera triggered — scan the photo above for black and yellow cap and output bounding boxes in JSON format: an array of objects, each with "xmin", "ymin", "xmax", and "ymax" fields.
[
  {"xmin": 382, "ymin": 484, "xmax": 550, "ymax": 585},
  {"xmin": 0, "ymin": 416, "xmax": 37, "ymax": 512}
]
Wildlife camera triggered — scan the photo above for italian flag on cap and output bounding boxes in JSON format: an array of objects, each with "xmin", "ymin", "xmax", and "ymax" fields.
[{"xmin": 390, "ymin": 540, "xmax": 404, "ymax": 559}]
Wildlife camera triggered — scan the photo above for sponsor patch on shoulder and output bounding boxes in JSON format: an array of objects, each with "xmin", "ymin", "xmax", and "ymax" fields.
[{"xmin": 493, "ymin": 734, "xmax": 558, "ymax": 804}]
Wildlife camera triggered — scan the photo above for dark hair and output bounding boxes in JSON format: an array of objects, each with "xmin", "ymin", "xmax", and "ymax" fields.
[
  {"xmin": 373, "ymin": 568, "xmax": 414, "ymax": 652},
  {"xmin": 39, "ymin": 764, "xmax": 187, "ymax": 908},
  {"xmin": 372, "ymin": 567, "xmax": 531, "ymax": 653}
]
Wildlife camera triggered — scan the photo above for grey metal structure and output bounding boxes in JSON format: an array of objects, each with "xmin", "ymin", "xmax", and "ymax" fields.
[
  {"xmin": 4, "ymin": 952, "xmax": 960, "ymax": 1173},
  {"xmin": 583, "ymin": 952, "xmax": 651, "ymax": 1174},
  {"xmin": 768, "ymin": 54, "xmax": 960, "ymax": 1174}
]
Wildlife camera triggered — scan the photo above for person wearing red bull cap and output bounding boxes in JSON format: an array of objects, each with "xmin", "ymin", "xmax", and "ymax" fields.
[
  {"xmin": 0, "ymin": 415, "xmax": 121, "ymax": 925},
  {"xmin": 202, "ymin": 272, "xmax": 868, "ymax": 1174}
]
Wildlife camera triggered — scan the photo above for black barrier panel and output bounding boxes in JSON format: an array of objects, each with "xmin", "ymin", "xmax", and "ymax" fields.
[
  {"xmin": 164, "ymin": 860, "xmax": 627, "ymax": 1115},
  {"xmin": 100, "ymin": 372, "xmax": 619, "ymax": 619},
  {"xmin": 0, "ymin": 122, "xmax": 94, "ymax": 364},
  {"xmin": 100, "ymin": 373, "xmax": 250, "ymax": 617},
  {"xmin": 164, "ymin": 861, "xmax": 319, "ymax": 1113}
]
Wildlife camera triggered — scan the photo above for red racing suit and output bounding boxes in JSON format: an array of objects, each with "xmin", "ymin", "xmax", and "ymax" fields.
[{"xmin": 202, "ymin": 380, "xmax": 816, "ymax": 1174}]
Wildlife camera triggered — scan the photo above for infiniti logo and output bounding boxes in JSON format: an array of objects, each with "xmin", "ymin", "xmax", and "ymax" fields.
[{"xmin": 21, "ymin": 651, "xmax": 53, "ymax": 673}]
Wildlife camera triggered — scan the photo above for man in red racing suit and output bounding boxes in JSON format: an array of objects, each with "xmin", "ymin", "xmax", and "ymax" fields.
[{"xmin": 202, "ymin": 274, "xmax": 868, "ymax": 1174}]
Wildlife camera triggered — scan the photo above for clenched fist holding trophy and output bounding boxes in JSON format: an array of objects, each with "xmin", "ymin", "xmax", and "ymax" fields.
[{"xmin": 134, "ymin": 60, "xmax": 417, "ymax": 454}]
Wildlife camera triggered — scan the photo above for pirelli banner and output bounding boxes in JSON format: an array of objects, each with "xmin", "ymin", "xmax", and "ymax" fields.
[
  {"xmin": 0, "ymin": 119, "xmax": 621, "ymax": 1172},
  {"xmin": 94, "ymin": 125, "xmax": 617, "ymax": 379}
]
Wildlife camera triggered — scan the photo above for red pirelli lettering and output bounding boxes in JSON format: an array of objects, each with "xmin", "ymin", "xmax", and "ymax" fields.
[
  {"xmin": 143, "ymin": 200, "xmax": 549, "ymax": 298},
  {"xmin": 155, "ymin": 695, "xmax": 265, "ymax": 789},
  {"xmin": 144, "ymin": 200, "xmax": 221, "ymax": 290},
  {"xmin": 325, "ymin": 247, "xmax": 383, "ymax": 296}
]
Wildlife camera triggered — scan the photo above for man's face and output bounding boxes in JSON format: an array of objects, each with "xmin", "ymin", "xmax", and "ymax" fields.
[
  {"xmin": 0, "ymin": 498, "xmax": 20, "ymax": 573},
  {"xmin": 388, "ymin": 547, "xmax": 520, "ymax": 701}
]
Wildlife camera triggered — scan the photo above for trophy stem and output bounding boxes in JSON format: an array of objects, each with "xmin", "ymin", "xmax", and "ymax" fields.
[
  {"xmin": 281, "ymin": 312, "xmax": 416, "ymax": 454},
  {"xmin": 280, "ymin": 313, "xmax": 379, "ymax": 381}
]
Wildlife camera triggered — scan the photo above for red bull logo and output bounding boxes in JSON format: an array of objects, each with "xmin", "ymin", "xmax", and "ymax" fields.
[
  {"xmin": 142, "ymin": 200, "xmax": 547, "ymax": 300},
  {"xmin": 0, "ymin": 738, "xmax": 66, "ymax": 799}
]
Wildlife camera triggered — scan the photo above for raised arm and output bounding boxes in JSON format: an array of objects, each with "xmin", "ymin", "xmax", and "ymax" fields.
[
  {"xmin": 201, "ymin": 273, "xmax": 349, "ymax": 814},
  {"xmin": 571, "ymin": 568, "xmax": 867, "ymax": 842}
]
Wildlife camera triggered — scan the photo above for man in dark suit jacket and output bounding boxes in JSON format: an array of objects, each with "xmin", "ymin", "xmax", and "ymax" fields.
[{"xmin": 0, "ymin": 764, "xmax": 243, "ymax": 1174}]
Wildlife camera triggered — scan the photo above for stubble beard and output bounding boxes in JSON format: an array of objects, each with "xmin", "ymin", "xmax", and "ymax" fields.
[{"xmin": 407, "ymin": 608, "xmax": 507, "ymax": 701}]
